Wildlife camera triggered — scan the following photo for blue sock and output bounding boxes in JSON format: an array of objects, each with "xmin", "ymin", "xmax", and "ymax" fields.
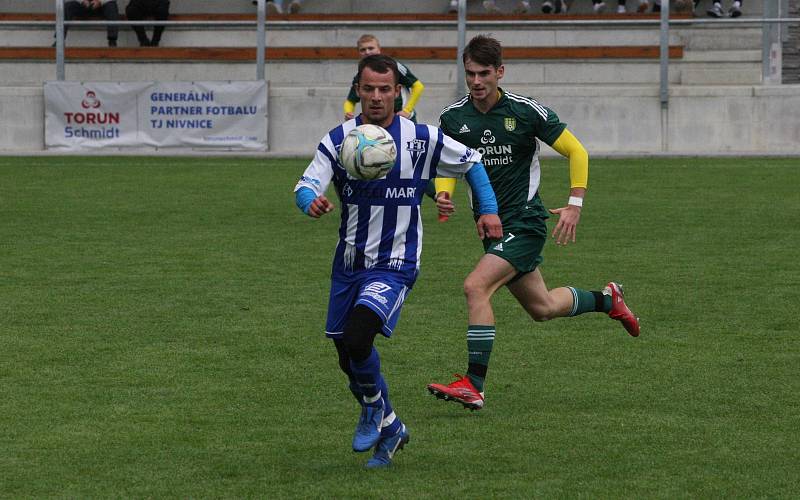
[
  {"xmin": 377, "ymin": 375, "xmax": 401, "ymax": 437},
  {"xmin": 348, "ymin": 378, "xmax": 364, "ymax": 406},
  {"xmin": 350, "ymin": 347, "xmax": 382, "ymax": 406},
  {"xmin": 350, "ymin": 348, "xmax": 401, "ymax": 436}
]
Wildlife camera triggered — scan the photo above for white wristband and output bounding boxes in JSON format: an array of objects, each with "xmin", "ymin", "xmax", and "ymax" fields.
[{"xmin": 568, "ymin": 196, "xmax": 583, "ymax": 207}]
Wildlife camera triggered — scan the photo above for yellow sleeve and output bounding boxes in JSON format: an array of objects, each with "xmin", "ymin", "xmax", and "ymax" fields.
[
  {"xmin": 434, "ymin": 177, "xmax": 457, "ymax": 197},
  {"xmin": 343, "ymin": 99, "xmax": 356, "ymax": 115},
  {"xmin": 550, "ymin": 128, "xmax": 588, "ymax": 189},
  {"xmin": 402, "ymin": 81, "xmax": 425, "ymax": 114}
]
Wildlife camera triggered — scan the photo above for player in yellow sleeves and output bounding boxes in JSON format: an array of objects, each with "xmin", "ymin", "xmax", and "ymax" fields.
[{"xmin": 427, "ymin": 35, "xmax": 640, "ymax": 410}]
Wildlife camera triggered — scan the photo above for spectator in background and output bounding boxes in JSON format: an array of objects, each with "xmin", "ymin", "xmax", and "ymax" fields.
[
  {"xmin": 126, "ymin": 0, "xmax": 169, "ymax": 47},
  {"xmin": 541, "ymin": 0, "xmax": 568, "ymax": 13},
  {"xmin": 612, "ymin": 0, "xmax": 650, "ymax": 13},
  {"xmin": 62, "ymin": 0, "xmax": 120, "ymax": 47},
  {"xmin": 253, "ymin": 0, "xmax": 302, "ymax": 14},
  {"xmin": 706, "ymin": 0, "xmax": 742, "ymax": 17},
  {"xmin": 448, "ymin": 0, "xmax": 532, "ymax": 14},
  {"xmin": 649, "ymin": 0, "xmax": 739, "ymax": 16},
  {"xmin": 591, "ymin": 0, "xmax": 605, "ymax": 13},
  {"xmin": 592, "ymin": 0, "xmax": 650, "ymax": 14}
]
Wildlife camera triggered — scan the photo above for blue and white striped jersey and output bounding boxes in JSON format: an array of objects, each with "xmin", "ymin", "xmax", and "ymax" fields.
[{"xmin": 294, "ymin": 115, "xmax": 482, "ymax": 283}]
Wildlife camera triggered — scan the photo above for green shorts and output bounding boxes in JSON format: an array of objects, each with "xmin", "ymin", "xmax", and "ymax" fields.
[{"xmin": 482, "ymin": 197, "xmax": 549, "ymax": 282}]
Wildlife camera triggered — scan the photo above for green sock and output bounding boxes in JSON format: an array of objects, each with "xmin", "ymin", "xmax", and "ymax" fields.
[
  {"xmin": 466, "ymin": 325, "xmax": 495, "ymax": 392},
  {"xmin": 567, "ymin": 287, "xmax": 612, "ymax": 316}
]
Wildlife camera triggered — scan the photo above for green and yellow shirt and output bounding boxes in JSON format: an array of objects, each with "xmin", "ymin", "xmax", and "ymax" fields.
[{"xmin": 439, "ymin": 88, "xmax": 566, "ymax": 220}]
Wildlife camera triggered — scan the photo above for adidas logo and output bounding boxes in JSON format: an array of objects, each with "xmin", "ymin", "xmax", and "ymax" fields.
[
  {"xmin": 493, "ymin": 243, "xmax": 503, "ymax": 251},
  {"xmin": 458, "ymin": 124, "xmax": 470, "ymax": 133}
]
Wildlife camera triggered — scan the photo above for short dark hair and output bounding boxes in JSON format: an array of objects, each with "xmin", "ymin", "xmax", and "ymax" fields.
[
  {"xmin": 463, "ymin": 35, "xmax": 503, "ymax": 68},
  {"xmin": 356, "ymin": 54, "xmax": 400, "ymax": 85}
]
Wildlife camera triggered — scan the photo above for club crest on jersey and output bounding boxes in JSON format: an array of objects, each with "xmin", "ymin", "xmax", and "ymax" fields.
[
  {"xmin": 504, "ymin": 117, "xmax": 516, "ymax": 131},
  {"xmin": 406, "ymin": 139, "xmax": 426, "ymax": 168}
]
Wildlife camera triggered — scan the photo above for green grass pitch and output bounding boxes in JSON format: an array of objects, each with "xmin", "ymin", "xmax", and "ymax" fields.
[{"xmin": 1, "ymin": 155, "xmax": 798, "ymax": 497}]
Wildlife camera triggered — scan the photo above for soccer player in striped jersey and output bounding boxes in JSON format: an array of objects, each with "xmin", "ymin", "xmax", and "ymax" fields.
[
  {"xmin": 342, "ymin": 34, "xmax": 440, "ymax": 202},
  {"xmin": 426, "ymin": 35, "xmax": 640, "ymax": 411},
  {"xmin": 294, "ymin": 54, "xmax": 502, "ymax": 467},
  {"xmin": 343, "ymin": 34, "xmax": 425, "ymax": 123}
]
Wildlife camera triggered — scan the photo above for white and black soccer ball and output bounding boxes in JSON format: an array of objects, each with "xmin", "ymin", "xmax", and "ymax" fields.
[{"xmin": 339, "ymin": 124, "xmax": 397, "ymax": 181}]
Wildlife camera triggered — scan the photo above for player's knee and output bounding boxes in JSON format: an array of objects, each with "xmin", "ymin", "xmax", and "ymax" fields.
[
  {"xmin": 342, "ymin": 305, "xmax": 382, "ymax": 362},
  {"xmin": 463, "ymin": 275, "xmax": 489, "ymax": 304},
  {"xmin": 332, "ymin": 338, "xmax": 352, "ymax": 376}
]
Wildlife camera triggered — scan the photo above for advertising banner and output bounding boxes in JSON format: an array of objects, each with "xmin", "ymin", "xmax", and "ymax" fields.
[{"xmin": 44, "ymin": 81, "xmax": 267, "ymax": 150}]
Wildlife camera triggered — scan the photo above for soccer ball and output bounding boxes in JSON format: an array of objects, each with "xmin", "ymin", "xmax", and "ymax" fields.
[{"xmin": 339, "ymin": 124, "xmax": 397, "ymax": 180}]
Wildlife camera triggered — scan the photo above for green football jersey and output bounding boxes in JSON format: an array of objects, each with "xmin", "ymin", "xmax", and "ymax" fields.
[
  {"xmin": 347, "ymin": 60, "xmax": 419, "ymax": 115},
  {"xmin": 439, "ymin": 89, "xmax": 566, "ymax": 220}
]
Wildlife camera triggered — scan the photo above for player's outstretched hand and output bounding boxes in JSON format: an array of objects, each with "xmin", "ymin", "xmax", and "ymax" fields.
[
  {"xmin": 436, "ymin": 191, "xmax": 455, "ymax": 221},
  {"xmin": 548, "ymin": 205, "xmax": 581, "ymax": 245},
  {"xmin": 476, "ymin": 214, "xmax": 503, "ymax": 240},
  {"xmin": 344, "ymin": 112, "xmax": 355, "ymax": 120},
  {"xmin": 308, "ymin": 195, "xmax": 334, "ymax": 218}
]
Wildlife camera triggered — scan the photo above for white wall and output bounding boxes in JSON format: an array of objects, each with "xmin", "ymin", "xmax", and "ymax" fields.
[{"xmin": 2, "ymin": 83, "xmax": 799, "ymax": 155}]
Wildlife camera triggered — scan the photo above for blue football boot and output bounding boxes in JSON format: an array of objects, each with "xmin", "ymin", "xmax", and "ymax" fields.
[
  {"xmin": 365, "ymin": 424, "xmax": 410, "ymax": 469},
  {"xmin": 352, "ymin": 401, "xmax": 384, "ymax": 452}
]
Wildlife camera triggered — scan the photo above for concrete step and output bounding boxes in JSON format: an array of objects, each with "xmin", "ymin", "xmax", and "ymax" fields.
[
  {"xmin": 674, "ymin": 26, "xmax": 762, "ymax": 51},
  {"xmin": 0, "ymin": 22, "xmax": 764, "ymax": 52},
  {"xmin": 0, "ymin": 25, "xmax": 688, "ymax": 48},
  {"xmin": 0, "ymin": 56, "xmax": 761, "ymax": 87},
  {"xmin": 682, "ymin": 49, "xmax": 761, "ymax": 62},
  {"xmin": 680, "ymin": 66, "xmax": 763, "ymax": 84}
]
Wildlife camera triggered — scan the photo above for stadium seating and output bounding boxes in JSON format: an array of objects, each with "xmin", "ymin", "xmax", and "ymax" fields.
[
  {"xmin": 0, "ymin": 11, "xmax": 760, "ymax": 86},
  {"xmin": 0, "ymin": 0, "xmax": 766, "ymax": 15}
]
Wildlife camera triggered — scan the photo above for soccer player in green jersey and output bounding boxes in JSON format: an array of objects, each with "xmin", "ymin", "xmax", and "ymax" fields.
[{"xmin": 427, "ymin": 35, "xmax": 640, "ymax": 410}]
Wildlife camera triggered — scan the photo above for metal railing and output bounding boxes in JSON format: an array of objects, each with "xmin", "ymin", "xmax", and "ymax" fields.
[
  {"xmin": 51, "ymin": 0, "xmax": 270, "ymax": 80},
  {"xmin": 1, "ymin": 0, "xmax": 796, "ymax": 99}
]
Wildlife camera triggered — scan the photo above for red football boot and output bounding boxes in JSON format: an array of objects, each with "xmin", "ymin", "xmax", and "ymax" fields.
[
  {"xmin": 427, "ymin": 374, "xmax": 484, "ymax": 410},
  {"xmin": 606, "ymin": 282, "xmax": 640, "ymax": 337}
]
